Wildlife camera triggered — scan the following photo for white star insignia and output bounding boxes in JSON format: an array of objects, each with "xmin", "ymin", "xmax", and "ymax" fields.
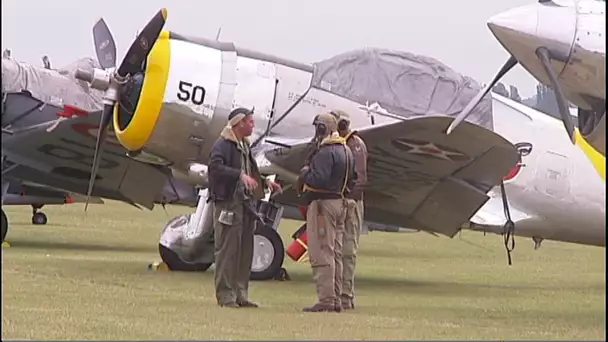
[{"xmin": 394, "ymin": 140, "xmax": 466, "ymax": 161}]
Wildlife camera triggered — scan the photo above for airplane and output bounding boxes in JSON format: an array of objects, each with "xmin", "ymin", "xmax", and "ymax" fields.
[
  {"xmin": 1, "ymin": 53, "xmax": 107, "ymax": 238},
  {"xmin": 0, "ymin": 181, "xmax": 110, "ymax": 240},
  {"xmin": 284, "ymin": 92, "xmax": 605, "ymax": 264},
  {"xmin": 446, "ymin": 0, "xmax": 606, "ymax": 158},
  {"xmin": 1, "ymin": 181, "xmax": 104, "ymax": 225},
  {"xmin": 66, "ymin": 9, "xmax": 602, "ymax": 280},
  {"xmin": 1, "ymin": 55, "xmax": 201, "ymax": 243}
]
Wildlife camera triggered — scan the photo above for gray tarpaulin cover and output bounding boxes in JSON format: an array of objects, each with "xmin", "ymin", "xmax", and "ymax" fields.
[
  {"xmin": 1, "ymin": 57, "xmax": 104, "ymax": 111},
  {"xmin": 312, "ymin": 48, "xmax": 492, "ymax": 130}
]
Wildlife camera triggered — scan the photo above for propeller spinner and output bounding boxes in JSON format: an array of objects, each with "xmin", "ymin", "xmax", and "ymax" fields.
[
  {"xmin": 445, "ymin": 0, "xmax": 576, "ymax": 145},
  {"xmin": 75, "ymin": 9, "xmax": 168, "ymax": 211}
]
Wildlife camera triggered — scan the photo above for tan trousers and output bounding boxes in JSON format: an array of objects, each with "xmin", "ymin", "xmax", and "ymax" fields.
[
  {"xmin": 306, "ymin": 198, "xmax": 346, "ymax": 306},
  {"xmin": 213, "ymin": 199, "xmax": 255, "ymax": 305},
  {"xmin": 342, "ymin": 199, "xmax": 364, "ymax": 300}
]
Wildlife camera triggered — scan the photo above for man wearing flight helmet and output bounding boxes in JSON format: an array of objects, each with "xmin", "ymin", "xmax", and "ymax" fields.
[
  {"xmin": 296, "ymin": 114, "xmax": 329, "ymax": 196},
  {"xmin": 297, "ymin": 112, "xmax": 357, "ymax": 312},
  {"xmin": 330, "ymin": 110, "xmax": 368, "ymax": 311}
]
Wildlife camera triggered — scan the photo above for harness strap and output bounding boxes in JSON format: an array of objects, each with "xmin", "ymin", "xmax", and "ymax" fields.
[
  {"xmin": 302, "ymin": 138, "xmax": 350, "ymax": 199},
  {"xmin": 339, "ymin": 142, "xmax": 350, "ymax": 199},
  {"xmin": 344, "ymin": 130, "xmax": 358, "ymax": 142}
]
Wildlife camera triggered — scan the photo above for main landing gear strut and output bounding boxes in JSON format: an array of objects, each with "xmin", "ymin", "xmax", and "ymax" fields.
[{"xmin": 158, "ymin": 187, "xmax": 287, "ymax": 281}]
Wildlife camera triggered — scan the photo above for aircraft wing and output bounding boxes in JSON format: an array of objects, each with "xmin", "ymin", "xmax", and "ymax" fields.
[
  {"xmin": 20, "ymin": 182, "xmax": 106, "ymax": 204},
  {"xmin": 263, "ymin": 116, "xmax": 520, "ymax": 237},
  {"xmin": 2, "ymin": 92, "xmax": 171, "ymax": 209},
  {"xmin": 3, "ymin": 181, "xmax": 104, "ymax": 205}
]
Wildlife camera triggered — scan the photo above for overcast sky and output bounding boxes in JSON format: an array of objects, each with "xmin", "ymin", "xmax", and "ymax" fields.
[{"xmin": 2, "ymin": 0, "xmax": 538, "ymax": 97}]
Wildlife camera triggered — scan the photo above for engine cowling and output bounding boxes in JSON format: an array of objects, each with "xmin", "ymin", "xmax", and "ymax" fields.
[{"xmin": 112, "ymin": 31, "xmax": 228, "ymax": 169}]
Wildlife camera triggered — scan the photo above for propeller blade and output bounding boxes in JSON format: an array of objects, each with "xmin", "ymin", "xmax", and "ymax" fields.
[
  {"xmin": 117, "ymin": 8, "xmax": 168, "ymax": 77},
  {"xmin": 446, "ymin": 55, "xmax": 518, "ymax": 135},
  {"xmin": 84, "ymin": 104, "xmax": 114, "ymax": 211},
  {"xmin": 93, "ymin": 19, "xmax": 117, "ymax": 69},
  {"xmin": 536, "ymin": 47, "xmax": 576, "ymax": 143}
]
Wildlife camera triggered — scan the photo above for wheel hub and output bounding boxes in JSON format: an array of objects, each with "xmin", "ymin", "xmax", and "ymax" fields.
[{"xmin": 252, "ymin": 234, "xmax": 275, "ymax": 272}]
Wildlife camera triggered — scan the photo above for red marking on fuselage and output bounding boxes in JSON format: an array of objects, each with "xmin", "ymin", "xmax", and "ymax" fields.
[
  {"xmin": 58, "ymin": 105, "xmax": 89, "ymax": 119},
  {"xmin": 503, "ymin": 162, "xmax": 523, "ymax": 182}
]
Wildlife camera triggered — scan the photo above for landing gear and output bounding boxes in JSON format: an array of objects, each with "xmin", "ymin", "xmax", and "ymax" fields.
[
  {"xmin": 158, "ymin": 191, "xmax": 216, "ymax": 271},
  {"xmin": 157, "ymin": 188, "xmax": 287, "ymax": 281},
  {"xmin": 1, "ymin": 209, "xmax": 8, "ymax": 242},
  {"xmin": 250, "ymin": 226, "xmax": 285, "ymax": 280},
  {"xmin": 31, "ymin": 205, "xmax": 47, "ymax": 225},
  {"xmin": 158, "ymin": 242, "xmax": 212, "ymax": 272},
  {"xmin": 532, "ymin": 236, "xmax": 543, "ymax": 250},
  {"xmin": 250, "ymin": 201, "xmax": 285, "ymax": 281},
  {"xmin": 32, "ymin": 212, "xmax": 47, "ymax": 225}
]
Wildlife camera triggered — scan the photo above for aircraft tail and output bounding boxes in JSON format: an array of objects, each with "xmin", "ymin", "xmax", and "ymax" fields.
[{"xmin": 575, "ymin": 129, "xmax": 605, "ymax": 181}]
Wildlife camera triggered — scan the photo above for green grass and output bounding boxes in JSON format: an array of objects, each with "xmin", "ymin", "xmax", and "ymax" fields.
[{"xmin": 2, "ymin": 200, "xmax": 605, "ymax": 340}]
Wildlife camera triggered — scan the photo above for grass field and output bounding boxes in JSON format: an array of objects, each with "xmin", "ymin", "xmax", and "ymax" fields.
[{"xmin": 1, "ymin": 200, "xmax": 605, "ymax": 340}]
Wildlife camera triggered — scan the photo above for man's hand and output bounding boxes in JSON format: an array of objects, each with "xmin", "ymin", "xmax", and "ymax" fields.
[
  {"xmin": 241, "ymin": 173, "xmax": 259, "ymax": 190},
  {"xmin": 266, "ymin": 179, "xmax": 283, "ymax": 193}
]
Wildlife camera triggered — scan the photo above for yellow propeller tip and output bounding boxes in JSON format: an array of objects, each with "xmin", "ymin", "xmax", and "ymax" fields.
[{"xmin": 161, "ymin": 8, "xmax": 168, "ymax": 20}]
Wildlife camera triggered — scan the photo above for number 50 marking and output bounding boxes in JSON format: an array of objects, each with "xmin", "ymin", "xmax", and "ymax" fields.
[{"xmin": 177, "ymin": 81, "xmax": 206, "ymax": 105}]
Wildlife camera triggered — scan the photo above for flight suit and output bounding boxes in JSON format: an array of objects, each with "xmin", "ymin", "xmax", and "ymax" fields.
[
  {"xmin": 208, "ymin": 125, "xmax": 265, "ymax": 308},
  {"xmin": 298, "ymin": 113, "xmax": 356, "ymax": 312},
  {"xmin": 341, "ymin": 130, "xmax": 368, "ymax": 310}
]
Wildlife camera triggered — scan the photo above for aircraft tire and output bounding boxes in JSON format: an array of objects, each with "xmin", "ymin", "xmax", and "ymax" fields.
[
  {"xmin": 250, "ymin": 224, "xmax": 285, "ymax": 281},
  {"xmin": 32, "ymin": 212, "xmax": 47, "ymax": 225},
  {"xmin": 1, "ymin": 209, "xmax": 8, "ymax": 242},
  {"xmin": 158, "ymin": 244, "xmax": 212, "ymax": 272}
]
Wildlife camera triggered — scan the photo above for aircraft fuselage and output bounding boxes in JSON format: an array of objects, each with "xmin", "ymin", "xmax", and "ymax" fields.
[{"xmin": 476, "ymin": 93, "xmax": 606, "ymax": 247}]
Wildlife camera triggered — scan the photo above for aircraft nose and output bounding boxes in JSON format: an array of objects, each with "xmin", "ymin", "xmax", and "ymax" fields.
[
  {"xmin": 488, "ymin": 2, "xmax": 576, "ymax": 72},
  {"xmin": 488, "ymin": 4, "xmax": 539, "ymax": 41}
]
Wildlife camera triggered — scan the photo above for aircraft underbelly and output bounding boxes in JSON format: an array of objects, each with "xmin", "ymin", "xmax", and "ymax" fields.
[
  {"xmin": 2, "ymin": 193, "xmax": 66, "ymax": 205},
  {"xmin": 507, "ymin": 183, "xmax": 605, "ymax": 246}
]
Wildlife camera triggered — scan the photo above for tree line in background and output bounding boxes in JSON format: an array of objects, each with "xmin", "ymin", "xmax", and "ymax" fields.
[{"xmin": 491, "ymin": 82, "xmax": 573, "ymax": 120}]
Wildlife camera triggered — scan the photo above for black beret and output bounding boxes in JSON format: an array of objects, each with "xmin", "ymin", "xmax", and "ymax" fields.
[{"xmin": 228, "ymin": 107, "xmax": 254, "ymax": 120}]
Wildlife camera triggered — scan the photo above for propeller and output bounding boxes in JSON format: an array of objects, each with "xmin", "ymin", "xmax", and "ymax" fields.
[
  {"xmin": 93, "ymin": 19, "xmax": 117, "ymax": 69},
  {"xmin": 445, "ymin": 47, "xmax": 576, "ymax": 145},
  {"xmin": 446, "ymin": 55, "xmax": 518, "ymax": 135},
  {"xmin": 79, "ymin": 9, "xmax": 168, "ymax": 211},
  {"xmin": 535, "ymin": 47, "xmax": 576, "ymax": 143},
  {"xmin": 447, "ymin": 0, "xmax": 577, "ymax": 142}
]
